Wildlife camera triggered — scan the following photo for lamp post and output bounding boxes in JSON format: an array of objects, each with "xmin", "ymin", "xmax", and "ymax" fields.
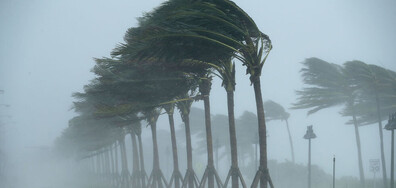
[
  {"xmin": 304, "ymin": 125, "xmax": 317, "ymax": 188},
  {"xmin": 333, "ymin": 156, "xmax": 335, "ymax": 188},
  {"xmin": 385, "ymin": 113, "xmax": 396, "ymax": 188}
]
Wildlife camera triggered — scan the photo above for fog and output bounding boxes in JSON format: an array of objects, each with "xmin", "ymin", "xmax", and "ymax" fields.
[{"xmin": 1, "ymin": 0, "xmax": 396, "ymax": 188}]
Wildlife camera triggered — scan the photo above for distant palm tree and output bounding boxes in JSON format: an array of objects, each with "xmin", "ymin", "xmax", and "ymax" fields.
[
  {"xmin": 292, "ymin": 58, "xmax": 365, "ymax": 187},
  {"xmin": 264, "ymin": 100, "xmax": 295, "ymax": 163},
  {"xmin": 343, "ymin": 61, "xmax": 396, "ymax": 188}
]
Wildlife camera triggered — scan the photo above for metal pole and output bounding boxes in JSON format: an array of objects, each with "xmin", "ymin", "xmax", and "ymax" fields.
[
  {"xmin": 391, "ymin": 129, "xmax": 394, "ymax": 188},
  {"xmin": 308, "ymin": 138, "xmax": 311, "ymax": 188},
  {"xmin": 333, "ymin": 156, "xmax": 335, "ymax": 188}
]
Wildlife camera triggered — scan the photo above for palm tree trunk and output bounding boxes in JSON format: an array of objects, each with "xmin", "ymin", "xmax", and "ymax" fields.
[
  {"xmin": 137, "ymin": 134, "xmax": 147, "ymax": 188},
  {"xmin": 252, "ymin": 79, "xmax": 268, "ymax": 188},
  {"xmin": 131, "ymin": 133, "xmax": 142, "ymax": 188},
  {"xmin": 168, "ymin": 112, "xmax": 181, "ymax": 188},
  {"xmin": 105, "ymin": 149, "xmax": 111, "ymax": 181},
  {"xmin": 96, "ymin": 152, "xmax": 101, "ymax": 174},
  {"xmin": 227, "ymin": 90, "xmax": 239, "ymax": 188},
  {"xmin": 204, "ymin": 94, "xmax": 215, "ymax": 188},
  {"xmin": 115, "ymin": 142, "xmax": 119, "ymax": 176},
  {"xmin": 285, "ymin": 119, "xmax": 295, "ymax": 163},
  {"xmin": 151, "ymin": 122, "xmax": 161, "ymax": 171},
  {"xmin": 375, "ymin": 93, "xmax": 388, "ymax": 188},
  {"xmin": 351, "ymin": 105, "xmax": 365, "ymax": 187},
  {"xmin": 184, "ymin": 114, "xmax": 194, "ymax": 188},
  {"xmin": 120, "ymin": 136, "xmax": 130, "ymax": 188},
  {"xmin": 110, "ymin": 145, "xmax": 115, "ymax": 186}
]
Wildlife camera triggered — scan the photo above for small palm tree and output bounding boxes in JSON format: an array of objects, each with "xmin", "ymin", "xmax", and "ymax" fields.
[{"xmin": 264, "ymin": 100, "xmax": 295, "ymax": 163}]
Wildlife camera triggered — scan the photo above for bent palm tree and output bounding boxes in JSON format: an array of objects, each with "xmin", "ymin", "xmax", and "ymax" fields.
[
  {"xmin": 163, "ymin": 103, "xmax": 183, "ymax": 188},
  {"xmin": 112, "ymin": 1, "xmax": 273, "ymax": 187},
  {"xmin": 264, "ymin": 100, "xmax": 294, "ymax": 163},
  {"xmin": 198, "ymin": 75, "xmax": 224, "ymax": 188},
  {"xmin": 343, "ymin": 61, "xmax": 396, "ymax": 188},
  {"xmin": 292, "ymin": 57, "xmax": 365, "ymax": 187},
  {"xmin": 176, "ymin": 91, "xmax": 200, "ymax": 188}
]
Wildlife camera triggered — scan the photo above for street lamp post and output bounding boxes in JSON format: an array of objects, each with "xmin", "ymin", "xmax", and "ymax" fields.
[
  {"xmin": 385, "ymin": 113, "xmax": 396, "ymax": 188},
  {"xmin": 304, "ymin": 125, "xmax": 317, "ymax": 188}
]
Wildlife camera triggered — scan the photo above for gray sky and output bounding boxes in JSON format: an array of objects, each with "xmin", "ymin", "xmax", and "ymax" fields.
[{"xmin": 1, "ymin": 0, "xmax": 395, "ymax": 180}]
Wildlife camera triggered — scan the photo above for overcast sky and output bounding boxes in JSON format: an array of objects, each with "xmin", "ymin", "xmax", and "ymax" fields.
[{"xmin": 1, "ymin": 0, "xmax": 396, "ymax": 180}]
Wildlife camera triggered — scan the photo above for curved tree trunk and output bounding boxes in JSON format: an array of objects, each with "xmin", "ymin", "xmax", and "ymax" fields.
[
  {"xmin": 285, "ymin": 119, "xmax": 295, "ymax": 163},
  {"xmin": 150, "ymin": 122, "xmax": 163, "ymax": 188},
  {"xmin": 115, "ymin": 142, "xmax": 119, "ymax": 176},
  {"xmin": 253, "ymin": 79, "xmax": 269, "ymax": 188},
  {"xmin": 199, "ymin": 77, "xmax": 221, "ymax": 188},
  {"xmin": 131, "ymin": 132, "xmax": 142, "ymax": 188},
  {"xmin": 151, "ymin": 123, "xmax": 160, "ymax": 170},
  {"xmin": 351, "ymin": 105, "xmax": 365, "ymax": 187},
  {"xmin": 227, "ymin": 90, "xmax": 239, "ymax": 188},
  {"xmin": 375, "ymin": 93, "xmax": 387, "ymax": 188},
  {"xmin": 204, "ymin": 94, "xmax": 215, "ymax": 188},
  {"xmin": 137, "ymin": 134, "xmax": 147, "ymax": 188},
  {"xmin": 184, "ymin": 114, "xmax": 195, "ymax": 188},
  {"xmin": 168, "ymin": 111, "xmax": 181, "ymax": 188},
  {"xmin": 109, "ymin": 145, "xmax": 115, "ymax": 186},
  {"xmin": 119, "ymin": 136, "xmax": 131, "ymax": 188}
]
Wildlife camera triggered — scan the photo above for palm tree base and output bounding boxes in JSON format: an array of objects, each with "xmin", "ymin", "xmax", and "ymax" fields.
[
  {"xmin": 199, "ymin": 166, "xmax": 223, "ymax": 188},
  {"xmin": 251, "ymin": 167, "xmax": 274, "ymax": 188},
  {"xmin": 223, "ymin": 167, "xmax": 246, "ymax": 188},
  {"xmin": 131, "ymin": 172, "xmax": 142, "ymax": 188},
  {"xmin": 168, "ymin": 169, "xmax": 183, "ymax": 188},
  {"xmin": 182, "ymin": 169, "xmax": 200, "ymax": 188},
  {"xmin": 147, "ymin": 169, "xmax": 168, "ymax": 188}
]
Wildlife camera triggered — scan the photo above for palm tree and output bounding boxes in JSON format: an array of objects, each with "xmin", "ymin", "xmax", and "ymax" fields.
[
  {"xmin": 125, "ymin": 1, "xmax": 272, "ymax": 187},
  {"xmin": 176, "ymin": 91, "xmax": 200, "ymax": 188},
  {"xmin": 111, "ymin": 1, "xmax": 273, "ymax": 187},
  {"xmin": 197, "ymin": 75, "xmax": 224, "ymax": 188},
  {"xmin": 128, "ymin": 122, "xmax": 142, "ymax": 188},
  {"xmin": 292, "ymin": 57, "xmax": 365, "ymax": 187},
  {"xmin": 264, "ymin": 100, "xmax": 295, "ymax": 163},
  {"xmin": 142, "ymin": 108, "xmax": 169, "ymax": 188},
  {"xmin": 211, "ymin": 59, "xmax": 246, "ymax": 188},
  {"xmin": 236, "ymin": 111, "xmax": 258, "ymax": 171},
  {"xmin": 343, "ymin": 61, "xmax": 396, "ymax": 188},
  {"xmin": 163, "ymin": 103, "xmax": 183, "ymax": 188}
]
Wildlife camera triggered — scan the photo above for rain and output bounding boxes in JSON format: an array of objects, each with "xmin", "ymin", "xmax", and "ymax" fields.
[{"xmin": 1, "ymin": 0, "xmax": 396, "ymax": 188}]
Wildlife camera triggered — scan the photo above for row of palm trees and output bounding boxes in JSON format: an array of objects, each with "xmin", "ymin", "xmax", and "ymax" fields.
[
  {"xmin": 292, "ymin": 57, "xmax": 396, "ymax": 188},
  {"xmin": 56, "ymin": 0, "xmax": 274, "ymax": 188}
]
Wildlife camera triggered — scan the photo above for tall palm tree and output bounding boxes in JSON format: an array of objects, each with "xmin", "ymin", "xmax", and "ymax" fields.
[
  {"xmin": 176, "ymin": 91, "xmax": 200, "ymax": 188},
  {"xmin": 211, "ymin": 59, "xmax": 246, "ymax": 188},
  {"xmin": 143, "ymin": 108, "xmax": 169, "ymax": 188},
  {"xmin": 236, "ymin": 111, "xmax": 258, "ymax": 170},
  {"xmin": 128, "ymin": 122, "xmax": 142, "ymax": 188},
  {"xmin": 292, "ymin": 57, "xmax": 365, "ymax": 187},
  {"xmin": 264, "ymin": 100, "xmax": 295, "ymax": 163},
  {"xmin": 197, "ymin": 75, "xmax": 224, "ymax": 188},
  {"xmin": 112, "ymin": 1, "xmax": 273, "ymax": 187},
  {"xmin": 163, "ymin": 103, "xmax": 183, "ymax": 188},
  {"xmin": 343, "ymin": 61, "xmax": 396, "ymax": 188}
]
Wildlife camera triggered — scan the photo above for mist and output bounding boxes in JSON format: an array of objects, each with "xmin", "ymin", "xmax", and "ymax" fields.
[{"xmin": 1, "ymin": 0, "xmax": 396, "ymax": 188}]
